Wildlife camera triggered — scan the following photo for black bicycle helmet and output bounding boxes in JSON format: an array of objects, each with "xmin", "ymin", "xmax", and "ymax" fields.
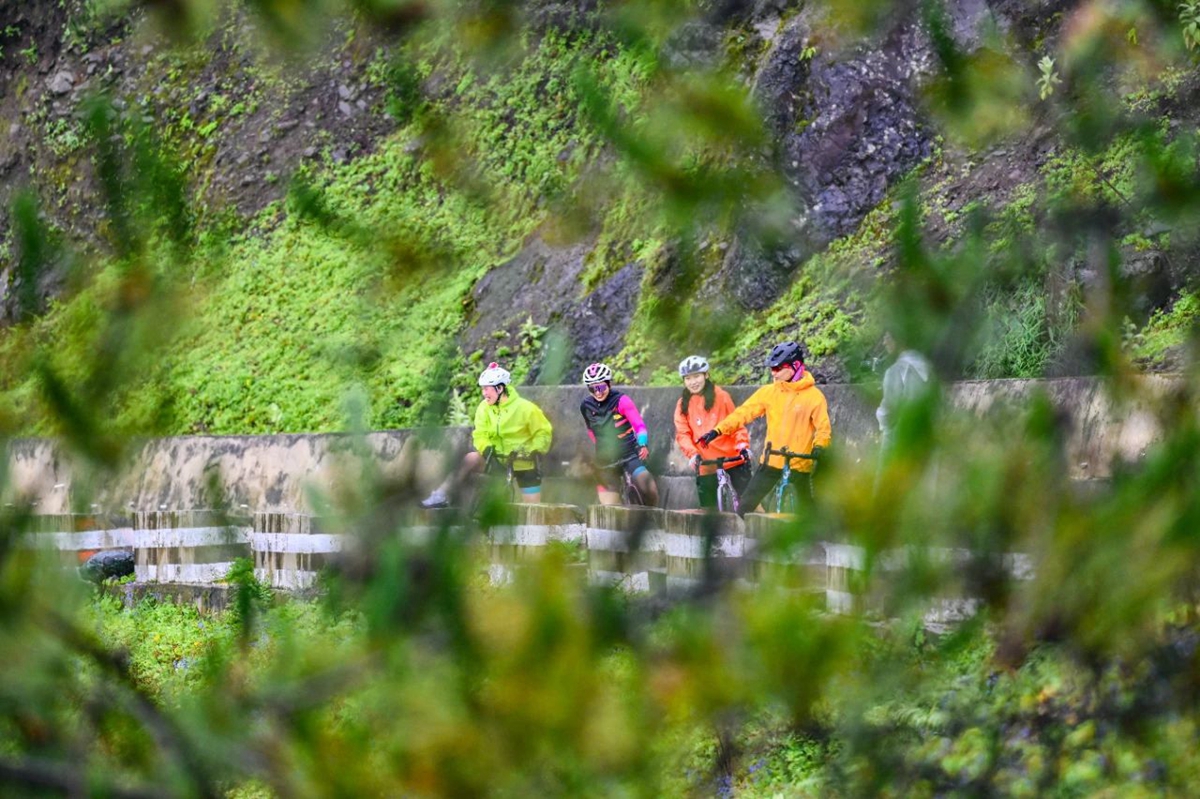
[{"xmin": 766, "ymin": 341, "xmax": 804, "ymax": 369}]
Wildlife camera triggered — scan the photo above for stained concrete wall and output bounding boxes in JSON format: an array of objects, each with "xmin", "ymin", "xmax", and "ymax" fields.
[
  {"xmin": 4, "ymin": 376, "xmax": 1175, "ymax": 513},
  {"xmin": 6, "ymin": 429, "xmax": 468, "ymax": 515}
]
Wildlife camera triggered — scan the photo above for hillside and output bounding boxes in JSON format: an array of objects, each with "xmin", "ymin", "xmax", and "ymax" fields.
[{"xmin": 1, "ymin": 0, "xmax": 1198, "ymax": 440}]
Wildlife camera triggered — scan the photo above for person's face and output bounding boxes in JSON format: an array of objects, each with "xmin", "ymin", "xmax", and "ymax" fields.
[
  {"xmin": 587, "ymin": 382, "xmax": 610, "ymax": 401},
  {"xmin": 482, "ymin": 384, "xmax": 503, "ymax": 405},
  {"xmin": 683, "ymin": 372, "xmax": 707, "ymax": 394},
  {"xmin": 770, "ymin": 363, "xmax": 795, "ymax": 383}
]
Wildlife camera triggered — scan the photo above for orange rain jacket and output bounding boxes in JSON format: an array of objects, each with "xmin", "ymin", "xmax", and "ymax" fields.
[
  {"xmin": 713, "ymin": 370, "xmax": 831, "ymax": 472},
  {"xmin": 674, "ymin": 386, "xmax": 751, "ymax": 476}
]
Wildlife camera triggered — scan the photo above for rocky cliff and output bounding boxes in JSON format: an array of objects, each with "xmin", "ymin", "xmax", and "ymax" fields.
[{"xmin": 0, "ymin": 0, "xmax": 1195, "ymax": 437}]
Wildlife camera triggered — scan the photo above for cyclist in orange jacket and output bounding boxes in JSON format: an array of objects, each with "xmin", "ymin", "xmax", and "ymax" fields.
[
  {"xmin": 673, "ymin": 355, "xmax": 752, "ymax": 509},
  {"xmin": 698, "ymin": 341, "xmax": 831, "ymax": 514}
]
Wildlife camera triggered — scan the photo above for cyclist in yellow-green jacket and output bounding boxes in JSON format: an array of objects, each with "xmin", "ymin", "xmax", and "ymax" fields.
[{"xmin": 421, "ymin": 362, "xmax": 553, "ymax": 507}]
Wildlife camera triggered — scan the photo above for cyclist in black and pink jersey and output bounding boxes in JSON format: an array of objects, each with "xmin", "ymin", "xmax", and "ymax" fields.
[{"xmin": 580, "ymin": 362, "xmax": 659, "ymax": 506}]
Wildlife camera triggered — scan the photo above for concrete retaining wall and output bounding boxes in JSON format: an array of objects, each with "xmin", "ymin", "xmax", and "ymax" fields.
[{"xmin": 4, "ymin": 376, "xmax": 1172, "ymax": 514}]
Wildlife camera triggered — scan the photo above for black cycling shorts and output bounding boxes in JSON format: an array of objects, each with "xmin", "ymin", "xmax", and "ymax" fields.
[
  {"xmin": 485, "ymin": 458, "xmax": 542, "ymax": 491},
  {"xmin": 596, "ymin": 456, "xmax": 647, "ymax": 492}
]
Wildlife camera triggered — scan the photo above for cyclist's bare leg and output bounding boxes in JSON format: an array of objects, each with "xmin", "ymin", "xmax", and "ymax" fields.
[
  {"xmin": 634, "ymin": 471, "xmax": 659, "ymax": 506},
  {"xmin": 435, "ymin": 450, "xmax": 485, "ymax": 496}
]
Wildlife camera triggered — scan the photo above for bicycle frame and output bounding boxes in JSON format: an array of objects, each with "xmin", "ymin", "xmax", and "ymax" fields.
[
  {"xmin": 763, "ymin": 443, "xmax": 816, "ymax": 514},
  {"xmin": 696, "ymin": 455, "xmax": 747, "ymax": 514},
  {"xmin": 482, "ymin": 450, "xmax": 537, "ymax": 503},
  {"xmin": 596, "ymin": 455, "xmax": 646, "ymax": 506}
]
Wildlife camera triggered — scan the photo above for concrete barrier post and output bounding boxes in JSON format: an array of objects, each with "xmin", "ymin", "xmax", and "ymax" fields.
[
  {"xmin": 133, "ymin": 510, "xmax": 250, "ymax": 584},
  {"xmin": 487, "ymin": 503, "xmax": 586, "ymax": 584},
  {"xmin": 250, "ymin": 513, "xmax": 345, "ymax": 589},
  {"xmin": 743, "ymin": 514, "xmax": 827, "ymax": 603},
  {"xmin": 661, "ymin": 510, "xmax": 745, "ymax": 595},
  {"xmin": 23, "ymin": 514, "xmax": 133, "ymax": 568},
  {"xmin": 585, "ymin": 505, "xmax": 666, "ymax": 593},
  {"xmin": 876, "ymin": 547, "xmax": 1035, "ymax": 625},
  {"xmin": 824, "ymin": 543, "xmax": 868, "ymax": 614}
]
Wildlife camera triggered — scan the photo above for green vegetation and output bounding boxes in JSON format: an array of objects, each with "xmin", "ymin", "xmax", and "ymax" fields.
[
  {"xmin": 4, "ymin": 0, "xmax": 1195, "ymax": 440},
  {"xmin": 39, "ymin": 584, "xmax": 1200, "ymax": 797},
  {"xmin": 1127, "ymin": 290, "xmax": 1200, "ymax": 366},
  {"xmin": 5, "ymin": 1, "xmax": 1200, "ymax": 794},
  {"xmin": 0, "ymin": 24, "xmax": 636, "ymax": 434}
]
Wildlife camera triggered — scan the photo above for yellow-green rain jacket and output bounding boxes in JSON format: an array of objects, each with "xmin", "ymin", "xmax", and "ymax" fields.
[{"xmin": 472, "ymin": 387, "xmax": 553, "ymax": 470}]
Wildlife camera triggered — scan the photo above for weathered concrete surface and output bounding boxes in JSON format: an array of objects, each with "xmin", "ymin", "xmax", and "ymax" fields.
[
  {"xmin": 661, "ymin": 509, "xmax": 745, "ymax": 593},
  {"xmin": 105, "ymin": 582, "xmax": 240, "ymax": 614},
  {"xmin": 250, "ymin": 512, "xmax": 348, "ymax": 589},
  {"xmin": 130, "ymin": 510, "xmax": 249, "ymax": 585},
  {"xmin": 947, "ymin": 376, "xmax": 1171, "ymax": 480},
  {"xmin": 4, "ymin": 376, "xmax": 1175, "ymax": 513},
  {"xmin": 488, "ymin": 503, "xmax": 587, "ymax": 584},
  {"xmin": 586, "ymin": 505, "xmax": 667, "ymax": 593},
  {"xmin": 20, "ymin": 513, "xmax": 137, "ymax": 569},
  {"xmin": 6, "ymin": 428, "xmax": 469, "ymax": 514}
]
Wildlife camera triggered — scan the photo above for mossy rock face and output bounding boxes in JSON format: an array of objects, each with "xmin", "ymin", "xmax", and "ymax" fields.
[
  {"xmin": 3, "ymin": 0, "xmax": 1200, "ymax": 436},
  {"xmin": 466, "ymin": 239, "xmax": 645, "ymax": 384}
]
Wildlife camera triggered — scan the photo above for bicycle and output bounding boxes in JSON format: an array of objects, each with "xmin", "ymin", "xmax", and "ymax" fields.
[
  {"xmin": 763, "ymin": 443, "xmax": 816, "ymax": 514},
  {"xmin": 595, "ymin": 455, "xmax": 649, "ymax": 507},
  {"xmin": 696, "ymin": 454, "xmax": 750, "ymax": 514},
  {"xmin": 480, "ymin": 449, "xmax": 539, "ymax": 504}
]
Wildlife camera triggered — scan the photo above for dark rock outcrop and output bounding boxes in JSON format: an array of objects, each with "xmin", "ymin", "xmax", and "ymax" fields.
[
  {"xmin": 719, "ymin": 9, "xmax": 936, "ymax": 309},
  {"xmin": 462, "ymin": 234, "xmax": 643, "ymax": 379}
]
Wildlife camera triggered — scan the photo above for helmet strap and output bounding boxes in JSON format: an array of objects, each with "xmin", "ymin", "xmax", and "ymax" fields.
[{"xmin": 791, "ymin": 362, "xmax": 804, "ymax": 381}]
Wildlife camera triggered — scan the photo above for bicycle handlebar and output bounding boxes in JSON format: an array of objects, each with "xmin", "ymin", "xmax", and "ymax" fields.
[
  {"xmin": 764, "ymin": 446, "xmax": 816, "ymax": 460},
  {"xmin": 596, "ymin": 455, "xmax": 641, "ymax": 471},
  {"xmin": 484, "ymin": 450, "xmax": 541, "ymax": 469},
  {"xmin": 697, "ymin": 455, "xmax": 749, "ymax": 467}
]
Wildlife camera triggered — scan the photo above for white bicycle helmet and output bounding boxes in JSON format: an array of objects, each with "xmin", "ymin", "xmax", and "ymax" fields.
[
  {"xmin": 582, "ymin": 362, "xmax": 613, "ymax": 385},
  {"xmin": 478, "ymin": 362, "xmax": 511, "ymax": 387},
  {"xmin": 678, "ymin": 355, "xmax": 709, "ymax": 377}
]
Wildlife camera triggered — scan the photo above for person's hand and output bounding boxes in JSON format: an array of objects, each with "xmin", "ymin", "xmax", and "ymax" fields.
[
  {"xmin": 697, "ymin": 430, "xmax": 719, "ymax": 448},
  {"xmin": 638, "ymin": 445, "xmax": 650, "ymax": 461},
  {"xmin": 810, "ymin": 445, "xmax": 824, "ymax": 472},
  {"xmin": 689, "ymin": 454, "xmax": 702, "ymax": 472},
  {"xmin": 737, "ymin": 446, "xmax": 752, "ymax": 465}
]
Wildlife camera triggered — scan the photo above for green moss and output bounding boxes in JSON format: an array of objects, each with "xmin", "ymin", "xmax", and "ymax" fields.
[
  {"xmin": 1126, "ymin": 291, "xmax": 1200, "ymax": 367},
  {"xmin": 0, "ymin": 24, "xmax": 653, "ymax": 435}
]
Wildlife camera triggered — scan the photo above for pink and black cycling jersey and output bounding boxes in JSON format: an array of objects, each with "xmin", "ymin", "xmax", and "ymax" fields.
[{"xmin": 580, "ymin": 390, "xmax": 648, "ymax": 464}]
